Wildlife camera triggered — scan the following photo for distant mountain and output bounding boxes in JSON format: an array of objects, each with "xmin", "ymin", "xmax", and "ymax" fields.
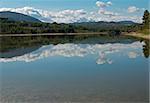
[
  {"xmin": 0, "ymin": 11, "xmax": 41, "ymax": 23},
  {"xmin": 73, "ymin": 21, "xmax": 136, "ymax": 25},
  {"xmin": 117, "ymin": 21, "xmax": 137, "ymax": 25},
  {"xmin": 71, "ymin": 20, "xmax": 137, "ymax": 31}
]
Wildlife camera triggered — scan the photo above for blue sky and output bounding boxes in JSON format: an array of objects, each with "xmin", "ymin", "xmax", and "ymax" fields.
[
  {"xmin": 0, "ymin": 0, "xmax": 149, "ymax": 23},
  {"xmin": 0, "ymin": 0, "xmax": 149, "ymax": 10}
]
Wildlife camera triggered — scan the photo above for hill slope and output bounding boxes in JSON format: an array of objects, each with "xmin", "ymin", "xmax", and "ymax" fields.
[{"xmin": 0, "ymin": 11, "xmax": 41, "ymax": 22}]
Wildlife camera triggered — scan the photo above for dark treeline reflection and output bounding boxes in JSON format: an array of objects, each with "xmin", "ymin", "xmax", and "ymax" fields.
[
  {"xmin": 0, "ymin": 35, "xmax": 149, "ymax": 58},
  {"xmin": 142, "ymin": 40, "xmax": 150, "ymax": 58}
]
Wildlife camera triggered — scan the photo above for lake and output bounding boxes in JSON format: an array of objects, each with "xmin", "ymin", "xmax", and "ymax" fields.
[{"xmin": 0, "ymin": 35, "xmax": 149, "ymax": 103}]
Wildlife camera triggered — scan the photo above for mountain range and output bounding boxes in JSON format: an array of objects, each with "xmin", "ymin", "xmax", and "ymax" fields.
[
  {"xmin": 0, "ymin": 11, "xmax": 137, "ymax": 25},
  {"xmin": 0, "ymin": 11, "xmax": 139, "ymax": 34}
]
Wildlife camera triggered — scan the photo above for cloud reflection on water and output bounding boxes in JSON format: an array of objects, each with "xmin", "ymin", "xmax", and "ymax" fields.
[{"xmin": 0, "ymin": 41, "xmax": 144, "ymax": 64}]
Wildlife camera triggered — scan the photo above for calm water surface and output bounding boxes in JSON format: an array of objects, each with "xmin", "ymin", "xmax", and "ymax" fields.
[{"xmin": 0, "ymin": 36, "xmax": 149, "ymax": 103}]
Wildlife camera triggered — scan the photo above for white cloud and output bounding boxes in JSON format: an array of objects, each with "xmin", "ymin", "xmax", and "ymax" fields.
[
  {"xmin": 0, "ymin": 42, "xmax": 143, "ymax": 64},
  {"xmin": 96, "ymin": 1, "xmax": 112, "ymax": 8},
  {"xmin": 96, "ymin": 52, "xmax": 113, "ymax": 64},
  {"xmin": 127, "ymin": 6, "xmax": 140, "ymax": 13},
  {"xmin": 108, "ymin": 15, "xmax": 142, "ymax": 23},
  {"xmin": 128, "ymin": 51, "xmax": 139, "ymax": 58},
  {"xmin": 96, "ymin": 1, "xmax": 107, "ymax": 8},
  {"xmin": 98, "ymin": 9, "xmax": 118, "ymax": 17},
  {"xmin": 0, "ymin": 6, "xmax": 143, "ymax": 23},
  {"xmin": 107, "ymin": 1, "xmax": 112, "ymax": 6},
  {"xmin": 0, "ymin": 7, "xmax": 88, "ymax": 23}
]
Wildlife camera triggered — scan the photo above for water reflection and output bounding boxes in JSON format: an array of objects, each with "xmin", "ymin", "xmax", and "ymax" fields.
[
  {"xmin": 0, "ymin": 36, "xmax": 149, "ymax": 102},
  {"xmin": 0, "ymin": 35, "xmax": 149, "ymax": 64},
  {"xmin": 143, "ymin": 40, "xmax": 150, "ymax": 58},
  {"xmin": 0, "ymin": 46, "xmax": 41, "ymax": 58},
  {"xmin": 0, "ymin": 41, "xmax": 145, "ymax": 64}
]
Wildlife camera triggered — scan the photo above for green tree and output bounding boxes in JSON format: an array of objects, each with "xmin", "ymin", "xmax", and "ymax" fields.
[{"xmin": 142, "ymin": 10, "xmax": 150, "ymax": 28}]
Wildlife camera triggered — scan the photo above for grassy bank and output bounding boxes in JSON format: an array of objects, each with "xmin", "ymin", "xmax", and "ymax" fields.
[{"xmin": 123, "ymin": 32, "xmax": 150, "ymax": 40}]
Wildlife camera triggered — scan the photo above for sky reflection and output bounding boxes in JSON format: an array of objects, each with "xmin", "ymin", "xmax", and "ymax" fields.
[{"xmin": 0, "ymin": 41, "xmax": 144, "ymax": 64}]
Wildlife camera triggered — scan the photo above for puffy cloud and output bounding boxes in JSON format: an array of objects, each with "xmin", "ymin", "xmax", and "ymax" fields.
[
  {"xmin": 49, "ymin": 9, "xmax": 88, "ymax": 23},
  {"xmin": 127, "ymin": 6, "xmax": 140, "ymax": 13},
  {"xmin": 96, "ymin": 1, "xmax": 107, "ymax": 8},
  {"xmin": 0, "ymin": 42, "xmax": 143, "ymax": 64},
  {"xmin": 0, "ymin": 7, "xmax": 88, "ymax": 23},
  {"xmin": 0, "ymin": 7, "xmax": 50, "ymax": 22},
  {"xmin": 0, "ymin": 6, "xmax": 143, "ymax": 23},
  {"xmin": 107, "ymin": 1, "xmax": 112, "ymax": 6},
  {"xmin": 0, "ymin": 7, "xmax": 41, "ymax": 17},
  {"xmin": 98, "ymin": 9, "xmax": 118, "ymax": 17},
  {"xmin": 96, "ymin": 1, "xmax": 112, "ymax": 8},
  {"xmin": 96, "ymin": 1, "xmax": 119, "ymax": 19}
]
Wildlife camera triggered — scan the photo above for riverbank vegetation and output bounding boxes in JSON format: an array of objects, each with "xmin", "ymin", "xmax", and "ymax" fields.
[{"xmin": 0, "ymin": 17, "xmax": 139, "ymax": 34}]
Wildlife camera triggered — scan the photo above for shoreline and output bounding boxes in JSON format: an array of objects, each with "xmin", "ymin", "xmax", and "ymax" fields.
[
  {"xmin": 0, "ymin": 32, "xmax": 107, "ymax": 37},
  {"xmin": 0, "ymin": 32, "xmax": 149, "ymax": 40},
  {"xmin": 123, "ymin": 32, "xmax": 150, "ymax": 40}
]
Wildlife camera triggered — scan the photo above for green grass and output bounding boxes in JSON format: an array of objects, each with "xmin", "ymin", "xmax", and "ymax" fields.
[{"xmin": 139, "ymin": 28, "xmax": 150, "ymax": 35}]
